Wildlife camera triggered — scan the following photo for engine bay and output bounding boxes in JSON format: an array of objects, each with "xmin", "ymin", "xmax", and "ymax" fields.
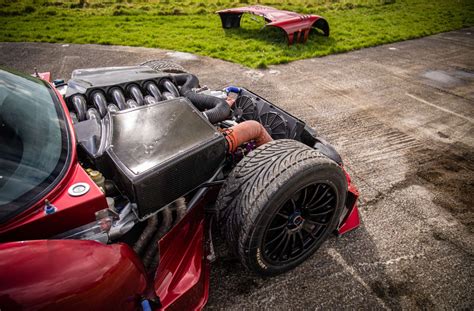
[{"xmin": 55, "ymin": 65, "xmax": 342, "ymax": 270}]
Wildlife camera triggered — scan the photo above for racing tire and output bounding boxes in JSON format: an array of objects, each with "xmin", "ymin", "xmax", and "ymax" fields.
[
  {"xmin": 140, "ymin": 59, "xmax": 187, "ymax": 73},
  {"xmin": 217, "ymin": 139, "xmax": 347, "ymax": 276}
]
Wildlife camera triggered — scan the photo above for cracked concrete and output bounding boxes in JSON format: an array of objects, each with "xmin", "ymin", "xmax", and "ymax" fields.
[{"xmin": 1, "ymin": 27, "xmax": 473, "ymax": 309}]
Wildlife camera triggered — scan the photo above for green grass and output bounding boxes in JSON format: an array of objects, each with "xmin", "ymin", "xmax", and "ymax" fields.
[{"xmin": 1, "ymin": 0, "xmax": 473, "ymax": 68}]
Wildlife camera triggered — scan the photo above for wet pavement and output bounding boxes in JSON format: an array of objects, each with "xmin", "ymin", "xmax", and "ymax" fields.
[{"xmin": 1, "ymin": 27, "xmax": 473, "ymax": 309}]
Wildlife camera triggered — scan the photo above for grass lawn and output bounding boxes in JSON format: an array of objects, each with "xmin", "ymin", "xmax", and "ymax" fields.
[{"xmin": 1, "ymin": 0, "xmax": 473, "ymax": 68}]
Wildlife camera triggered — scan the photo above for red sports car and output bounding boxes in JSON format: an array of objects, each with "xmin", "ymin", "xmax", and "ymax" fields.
[{"xmin": 0, "ymin": 61, "xmax": 359, "ymax": 310}]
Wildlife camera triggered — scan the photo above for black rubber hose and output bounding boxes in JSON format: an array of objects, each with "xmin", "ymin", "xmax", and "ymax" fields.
[
  {"xmin": 186, "ymin": 92, "xmax": 231, "ymax": 123},
  {"xmin": 174, "ymin": 74, "xmax": 199, "ymax": 93},
  {"xmin": 174, "ymin": 74, "xmax": 230, "ymax": 124}
]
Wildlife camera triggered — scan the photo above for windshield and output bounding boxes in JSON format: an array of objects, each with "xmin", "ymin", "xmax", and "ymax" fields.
[{"xmin": 0, "ymin": 68, "xmax": 69, "ymax": 224}]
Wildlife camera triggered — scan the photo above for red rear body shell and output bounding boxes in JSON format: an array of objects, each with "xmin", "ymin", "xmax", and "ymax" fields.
[
  {"xmin": 0, "ymin": 73, "xmax": 358, "ymax": 310},
  {"xmin": 217, "ymin": 5, "xmax": 330, "ymax": 44}
]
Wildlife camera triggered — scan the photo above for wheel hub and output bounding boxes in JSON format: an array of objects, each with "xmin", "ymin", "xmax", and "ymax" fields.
[{"xmin": 288, "ymin": 212, "xmax": 304, "ymax": 231}]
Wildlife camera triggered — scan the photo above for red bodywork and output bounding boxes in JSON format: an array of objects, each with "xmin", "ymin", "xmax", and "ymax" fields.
[
  {"xmin": 0, "ymin": 240, "xmax": 148, "ymax": 310},
  {"xmin": 217, "ymin": 5, "xmax": 330, "ymax": 45},
  {"xmin": 0, "ymin": 73, "xmax": 358, "ymax": 310}
]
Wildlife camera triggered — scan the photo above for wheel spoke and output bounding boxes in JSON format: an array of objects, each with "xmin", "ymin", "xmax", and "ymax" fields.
[
  {"xmin": 307, "ymin": 184, "xmax": 321, "ymax": 207},
  {"xmin": 309, "ymin": 209, "xmax": 333, "ymax": 217},
  {"xmin": 290, "ymin": 198, "xmax": 297, "ymax": 212},
  {"xmin": 276, "ymin": 211, "xmax": 289, "ymax": 219},
  {"xmin": 300, "ymin": 187, "xmax": 308, "ymax": 206},
  {"xmin": 269, "ymin": 231, "xmax": 288, "ymax": 257},
  {"xmin": 268, "ymin": 222, "xmax": 287, "ymax": 232},
  {"xmin": 308, "ymin": 196, "xmax": 333, "ymax": 210},
  {"xmin": 308, "ymin": 186, "xmax": 330, "ymax": 207},
  {"xmin": 302, "ymin": 224, "xmax": 317, "ymax": 239},
  {"xmin": 265, "ymin": 229, "xmax": 286, "ymax": 247},
  {"xmin": 287, "ymin": 234, "xmax": 296, "ymax": 257},
  {"xmin": 297, "ymin": 230, "xmax": 305, "ymax": 248},
  {"xmin": 305, "ymin": 219, "xmax": 328, "ymax": 226},
  {"xmin": 279, "ymin": 233, "xmax": 291, "ymax": 260}
]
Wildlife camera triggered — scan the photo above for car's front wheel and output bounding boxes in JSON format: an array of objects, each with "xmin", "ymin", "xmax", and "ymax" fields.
[{"xmin": 217, "ymin": 139, "xmax": 347, "ymax": 276}]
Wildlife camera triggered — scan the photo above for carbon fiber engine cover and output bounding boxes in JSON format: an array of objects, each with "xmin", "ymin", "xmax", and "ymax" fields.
[{"xmin": 105, "ymin": 98, "xmax": 226, "ymax": 219}]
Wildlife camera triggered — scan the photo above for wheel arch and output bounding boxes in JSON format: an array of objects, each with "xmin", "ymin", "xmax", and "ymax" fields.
[{"xmin": 312, "ymin": 18, "xmax": 330, "ymax": 37}]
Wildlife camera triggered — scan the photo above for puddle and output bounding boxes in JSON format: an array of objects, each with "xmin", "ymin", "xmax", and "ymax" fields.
[
  {"xmin": 422, "ymin": 69, "xmax": 474, "ymax": 87},
  {"xmin": 422, "ymin": 70, "xmax": 461, "ymax": 86}
]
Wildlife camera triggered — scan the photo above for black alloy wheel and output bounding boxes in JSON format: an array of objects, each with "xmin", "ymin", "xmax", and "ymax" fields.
[{"xmin": 262, "ymin": 183, "xmax": 337, "ymax": 264}]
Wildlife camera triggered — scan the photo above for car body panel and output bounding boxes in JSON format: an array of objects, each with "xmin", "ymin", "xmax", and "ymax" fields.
[
  {"xmin": 337, "ymin": 169, "xmax": 360, "ymax": 234},
  {"xmin": 0, "ymin": 240, "xmax": 148, "ymax": 310},
  {"xmin": 0, "ymin": 164, "xmax": 107, "ymax": 241},
  {"xmin": 155, "ymin": 198, "xmax": 210, "ymax": 310},
  {"xmin": 338, "ymin": 204, "xmax": 360, "ymax": 235},
  {"xmin": 37, "ymin": 71, "xmax": 51, "ymax": 82},
  {"xmin": 216, "ymin": 5, "xmax": 329, "ymax": 44}
]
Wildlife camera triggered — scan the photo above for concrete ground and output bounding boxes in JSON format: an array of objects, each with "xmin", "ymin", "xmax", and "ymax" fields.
[{"xmin": 1, "ymin": 28, "xmax": 473, "ymax": 309}]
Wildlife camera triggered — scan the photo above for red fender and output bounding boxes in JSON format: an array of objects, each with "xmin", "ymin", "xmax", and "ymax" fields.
[{"xmin": 0, "ymin": 240, "xmax": 148, "ymax": 310}]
